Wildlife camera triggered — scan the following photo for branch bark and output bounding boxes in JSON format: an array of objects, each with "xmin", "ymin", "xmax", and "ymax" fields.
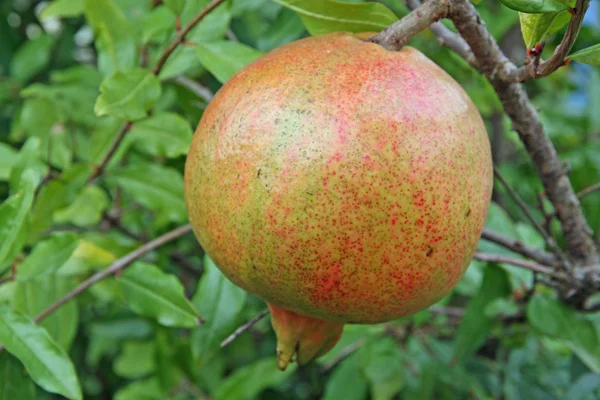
[
  {"xmin": 480, "ymin": 228, "xmax": 555, "ymax": 266},
  {"xmin": 377, "ymin": 0, "xmax": 599, "ymax": 295},
  {"xmin": 365, "ymin": 0, "xmax": 450, "ymax": 50}
]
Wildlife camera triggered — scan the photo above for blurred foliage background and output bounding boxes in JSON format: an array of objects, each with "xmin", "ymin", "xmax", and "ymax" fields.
[{"xmin": 0, "ymin": 0, "xmax": 600, "ymax": 399}]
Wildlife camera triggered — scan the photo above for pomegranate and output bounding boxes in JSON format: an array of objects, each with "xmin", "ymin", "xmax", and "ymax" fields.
[{"xmin": 184, "ymin": 32, "xmax": 493, "ymax": 369}]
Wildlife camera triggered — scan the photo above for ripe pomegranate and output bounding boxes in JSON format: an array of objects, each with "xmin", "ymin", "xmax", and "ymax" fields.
[{"xmin": 184, "ymin": 32, "xmax": 493, "ymax": 370}]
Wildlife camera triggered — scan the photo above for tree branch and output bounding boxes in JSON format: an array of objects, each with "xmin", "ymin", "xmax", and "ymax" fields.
[
  {"xmin": 405, "ymin": 0, "xmax": 478, "ymax": 68},
  {"xmin": 443, "ymin": 0, "xmax": 599, "ymax": 286},
  {"xmin": 0, "ymin": 224, "xmax": 193, "ymax": 354},
  {"xmin": 493, "ymin": 166, "xmax": 558, "ymax": 251},
  {"xmin": 172, "ymin": 76, "xmax": 214, "ymax": 103},
  {"xmin": 365, "ymin": 0, "xmax": 450, "ymax": 50},
  {"xmin": 505, "ymin": 0, "xmax": 589, "ymax": 82},
  {"xmin": 577, "ymin": 182, "xmax": 600, "ymax": 199},
  {"xmin": 480, "ymin": 228, "xmax": 555, "ymax": 265},
  {"xmin": 220, "ymin": 309, "xmax": 270, "ymax": 347},
  {"xmin": 35, "ymin": 225, "xmax": 192, "ymax": 324},
  {"xmin": 472, "ymin": 252, "xmax": 558, "ymax": 276},
  {"xmin": 89, "ymin": 0, "xmax": 226, "ymax": 182},
  {"xmin": 152, "ymin": 0, "xmax": 227, "ymax": 75}
]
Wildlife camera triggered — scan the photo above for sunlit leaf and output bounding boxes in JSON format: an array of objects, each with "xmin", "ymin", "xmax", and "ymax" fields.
[
  {"xmin": 272, "ymin": 0, "xmax": 397, "ymax": 35},
  {"xmin": 0, "ymin": 307, "xmax": 82, "ymax": 400}
]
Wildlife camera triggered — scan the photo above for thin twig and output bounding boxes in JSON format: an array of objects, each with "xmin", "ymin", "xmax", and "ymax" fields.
[
  {"xmin": 405, "ymin": 0, "xmax": 478, "ymax": 68},
  {"xmin": 320, "ymin": 339, "xmax": 366, "ymax": 372},
  {"xmin": 89, "ymin": 0, "xmax": 226, "ymax": 182},
  {"xmin": 0, "ymin": 224, "xmax": 193, "ymax": 353},
  {"xmin": 473, "ymin": 252, "xmax": 557, "ymax": 276},
  {"xmin": 577, "ymin": 183, "xmax": 600, "ymax": 199},
  {"xmin": 88, "ymin": 122, "xmax": 131, "ymax": 182},
  {"xmin": 365, "ymin": 0, "xmax": 449, "ymax": 50},
  {"xmin": 152, "ymin": 0, "xmax": 227, "ymax": 75},
  {"xmin": 505, "ymin": 0, "xmax": 589, "ymax": 82},
  {"xmin": 493, "ymin": 166, "xmax": 557, "ymax": 250},
  {"xmin": 446, "ymin": 0, "xmax": 598, "ymax": 277},
  {"xmin": 220, "ymin": 309, "xmax": 270, "ymax": 347},
  {"xmin": 480, "ymin": 228, "xmax": 555, "ymax": 266},
  {"xmin": 34, "ymin": 225, "xmax": 192, "ymax": 324}
]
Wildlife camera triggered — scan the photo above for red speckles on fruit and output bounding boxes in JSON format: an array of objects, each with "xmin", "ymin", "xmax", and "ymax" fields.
[{"xmin": 184, "ymin": 32, "xmax": 493, "ymax": 353}]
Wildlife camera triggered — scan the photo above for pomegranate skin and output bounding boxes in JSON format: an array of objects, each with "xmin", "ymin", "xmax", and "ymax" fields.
[{"xmin": 184, "ymin": 32, "xmax": 493, "ymax": 324}]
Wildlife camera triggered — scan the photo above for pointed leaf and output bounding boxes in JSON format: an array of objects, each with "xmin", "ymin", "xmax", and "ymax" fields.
[
  {"xmin": 10, "ymin": 35, "xmax": 56, "ymax": 84},
  {"xmin": 519, "ymin": 10, "xmax": 571, "ymax": 49},
  {"xmin": 0, "ymin": 170, "xmax": 37, "ymax": 266},
  {"xmin": 453, "ymin": 265, "xmax": 511, "ymax": 361},
  {"xmin": 191, "ymin": 256, "xmax": 247, "ymax": 363},
  {"xmin": 16, "ymin": 233, "xmax": 79, "ymax": 280},
  {"xmin": 95, "ymin": 68, "xmax": 161, "ymax": 121},
  {"xmin": 323, "ymin": 354, "xmax": 369, "ymax": 400},
  {"xmin": 0, "ymin": 353, "xmax": 36, "ymax": 400},
  {"xmin": 499, "ymin": 0, "xmax": 570, "ymax": 13},
  {"xmin": 0, "ymin": 144, "xmax": 18, "ymax": 181},
  {"xmin": 107, "ymin": 162, "xmax": 187, "ymax": 226},
  {"xmin": 113, "ymin": 341, "xmax": 156, "ymax": 378},
  {"xmin": 569, "ymin": 44, "xmax": 600, "ymax": 66},
  {"xmin": 125, "ymin": 112, "xmax": 193, "ymax": 158},
  {"xmin": 40, "ymin": 0, "xmax": 84, "ymax": 20},
  {"xmin": 117, "ymin": 262, "xmax": 202, "ymax": 328},
  {"xmin": 272, "ymin": 0, "xmax": 397, "ymax": 35},
  {"xmin": 54, "ymin": 185, "xmax": 110, "ymax": 227},
  {"xmin": 527, "ymin": 293, "xmax": 600, "ymax": 373},
  {"xmin": 214, "ymin": 357, "xmax": 296, "ymax": 400},
  {"xmin": 163, "ymin": 0, "xmax": 185, "ymax": 15},
  {"xmin": 195, "ymin": 41, "xmax": 264, "ymax": 84},
  {"xmin": 83, "ymin": 0, "xmax": 137, "ymax": 76},
  {"xmin": 0, "ymin": 307, "xmax": 82, "ymax": 400}
]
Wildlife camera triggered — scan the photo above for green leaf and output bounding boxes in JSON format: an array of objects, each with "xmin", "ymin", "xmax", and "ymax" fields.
[
  {"xmin": 195, "ymin": 41, "xmax": 264, "ymax": 84},
  {"xmin": 565, "ymin": 373, "xmax": 600, "ymax": 400},
  {"xmin": 323, "ymin": 354, "xmax": 369, "ymax": 400},
  {"xmin": 113, "ymin": 378, "xmax": 164, "ymax": 400},
  {"xmin": 125, "ymin": 112, "xmax": 193, "ymax": 158},
  {"xmin": 569, "ymin": 44, "xmax": 600, "ymax": 66},
  {"xmin": 257, "ymin": 8, "xmax": 306, "ymax": 51},
  {"xmin": 499, "ymin": 0, "xmax": 570, "ymax": 13},
  {"xmin": 0, "ymin": 353, "xmax": 36, "ymax": 400},
  {"xmin": 141, "ymin": 6, "xmax": 176, "ymax": 44},
  {"xmin": 0, "ymin": 307, "xmax": 82, "ymax": 400},
  {"xmin": 40, "ymin": 0, "xmax": 84, "ymax": 19},
  {"xmin": 214, "ymin": 357, "xmax": 296, "ymax": 400},
  {"xmin": 16, "ymin": 233, "xmax": 80, "ymax": 280},
  {"xmin": 519, "ymin": 11, "xmax": 571, "ymax": 49},
  {"xmin": 95, "ymin": 68, "xmax": 161, "ymax": 121},
  {"xmin": 452, "ymin": 265, "xmax": 510, "ymax": 362},
  {"xmin": 107, "ymin": 162, "xmax": 187, "ymax": 226},
  {"xmin": 359, "ymin": 339, "xmax": 405, "ymax": 400},
  {"xmin": 10, "ymin": 34, "xmax": 56, "ymax": 83},
  {"xmin": 117, "ymin": 262, "xmax": 202, "ymax": 328},
  {"xmin": 113, "ymin": 341, "xmax": 156, "ymax": 378},
  {"xmin": 163, "ymin": 0, "xmax": 185, "ymax": 15},
  {"xmin": 527, "ymin": 293, "xmax": 600, "ymax": 373},
  {"xmin": 0, "ymin": 170, "xmax": 37, "ymax": 266},
  {"xmin": 159, "ymin": 0, "xmax": 232, "ymax": 79},
  {"xmin": 191, "ymin": 255, "xmax": 247, "ymax": 364},
  {"xmin": 9, "ymin": 137, "xmax": 46, "ymax": 194},
  {"xmin": 0, "ymin": 143, "xmax": 18, "ymax": 181},
  {"xmin": 83, "ymin": 0, "xmax": 137, "ymax": 76},
  {"xmin": 13, "ymin": 276, "xmax": 80, "ymax": 351},
  {"xmin": 54, "ymin": 185, "xmax": 109, "ymax": 227},
  {"xmin": 272, "ymin": 0, "xmax": 397, "ymax": 35}
]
